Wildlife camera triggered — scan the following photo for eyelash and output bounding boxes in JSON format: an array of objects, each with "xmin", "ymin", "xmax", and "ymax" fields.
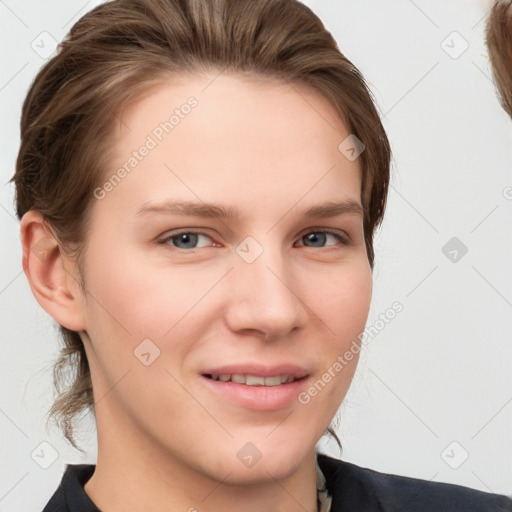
[{"xmin": 157, "ymin": 228, "xmax": 351, "ymax": 250}]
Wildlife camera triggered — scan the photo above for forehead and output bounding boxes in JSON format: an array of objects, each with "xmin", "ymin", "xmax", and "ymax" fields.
[{"xmin": 96, "ymin": 72, "xmax": 362, "ymax": 222}]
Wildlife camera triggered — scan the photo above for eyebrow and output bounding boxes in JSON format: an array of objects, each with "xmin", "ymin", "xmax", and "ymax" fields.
[{"xmin": 135, "ymin": 199, "xmax": 365, "ymax": 220}]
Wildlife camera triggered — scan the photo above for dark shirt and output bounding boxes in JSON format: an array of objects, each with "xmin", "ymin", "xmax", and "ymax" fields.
[{"xmin": 42, "ymin": 453, "xmax": 512, "ymax": 511}]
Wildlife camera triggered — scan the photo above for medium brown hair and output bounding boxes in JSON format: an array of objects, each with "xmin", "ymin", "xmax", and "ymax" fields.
[
  {"xmin": 486, "ymin": 0, "xmax": 512, "ymax": 118},
  {"xmin": 11, "ymin": 0, "xmax": 391, "ymax": 451}
]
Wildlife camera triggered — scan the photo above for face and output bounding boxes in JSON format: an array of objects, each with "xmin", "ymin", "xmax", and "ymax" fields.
[{"xmin": 75, "ymin": 72, "xmax": 372, "ymax": 483}]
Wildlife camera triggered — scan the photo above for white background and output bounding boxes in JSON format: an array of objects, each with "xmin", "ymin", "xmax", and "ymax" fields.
[{"xmin": 1, "ymin": 0, "xmax": 511, "ymax": 510}]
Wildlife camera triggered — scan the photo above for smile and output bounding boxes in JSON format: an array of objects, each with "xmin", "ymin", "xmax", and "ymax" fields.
[
  {"xmin": 204, "ymin": 374, "xmax": 300, "ymax": 386},
  {"xmin": 200, "ymin": 373, "xmax": 310, "ymax": 410}
]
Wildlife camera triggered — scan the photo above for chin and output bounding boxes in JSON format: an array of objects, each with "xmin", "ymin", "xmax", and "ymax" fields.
[{"xmin": 238, "ymin": 441, "xmax": 313, "ymax": 484}]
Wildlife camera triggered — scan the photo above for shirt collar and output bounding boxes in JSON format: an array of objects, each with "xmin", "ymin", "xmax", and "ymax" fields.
[
  {"xmin": 316, "ymin": 451, "xmax": 333, "ymax": 512},
  {"xmin": 54, "ymin": 454, "xmax": 333, "ymax": 512}
]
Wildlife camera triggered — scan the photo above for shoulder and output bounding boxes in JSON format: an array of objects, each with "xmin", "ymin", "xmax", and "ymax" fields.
[
  {"xmin": 42, "ymin": 464, "xmax": 98, "ymax": 512},
  {"xmin": 317, "ymin": 453, "xmax": 512, "ymax": 512}
]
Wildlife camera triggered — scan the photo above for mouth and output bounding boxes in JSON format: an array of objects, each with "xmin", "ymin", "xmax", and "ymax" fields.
[
  {"xmin": 202, "ymin": 373, "xmax": 306, "ymax": 386},
  {"xmin": 199, "ymin": 365, "xmax": 311, "ymax": 410}
]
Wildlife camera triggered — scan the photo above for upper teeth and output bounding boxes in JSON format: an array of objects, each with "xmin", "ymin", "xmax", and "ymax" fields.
[{"xmin": 210, "ymin": 374, "xmax": 296, "ymax": 386}]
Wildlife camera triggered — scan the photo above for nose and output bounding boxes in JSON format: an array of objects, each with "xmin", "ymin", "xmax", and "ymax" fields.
[{"xmin": 224, "ymin": 242, "xmax": 309, "ymax": 341}]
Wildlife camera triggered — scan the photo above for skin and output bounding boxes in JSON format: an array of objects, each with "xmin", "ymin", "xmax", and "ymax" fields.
[{"xmin": 21, "ymin": 72, "xmax": 373, "ymax": 512}]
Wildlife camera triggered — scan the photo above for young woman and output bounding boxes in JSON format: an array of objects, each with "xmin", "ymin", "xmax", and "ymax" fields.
[{"xmin": 12, "ymin": 0, "xmax": 512, "ymax": 510}]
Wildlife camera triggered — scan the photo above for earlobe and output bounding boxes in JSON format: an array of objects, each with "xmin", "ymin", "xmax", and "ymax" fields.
[{"xmin": 20, "ymin": 211, "xmax": 86, "ymax": 332}]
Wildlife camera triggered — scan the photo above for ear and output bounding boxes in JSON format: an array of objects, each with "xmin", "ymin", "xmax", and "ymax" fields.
[{"xmin": 20, "ymin": 211, "xmax": 87, "ymax": 332}]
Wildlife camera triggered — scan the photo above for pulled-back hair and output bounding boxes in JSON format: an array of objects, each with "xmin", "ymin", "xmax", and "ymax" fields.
[
  {"xmin": 11, "ymin": 0, "xmax": 391, "ymax": 450},
  {"xmin": 486, "ymin": 0, "xmax": 512, "ymax": 118}
]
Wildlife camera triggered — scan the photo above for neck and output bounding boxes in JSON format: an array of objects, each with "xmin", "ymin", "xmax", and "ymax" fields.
[{"xmin": 84, "ymin": 400, "xmax": 319, "ymax": 512}]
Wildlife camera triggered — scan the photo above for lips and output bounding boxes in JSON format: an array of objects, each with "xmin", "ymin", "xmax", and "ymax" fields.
[
  {"xmin": 201, "ymin": 363, "xmax": 310, "ymax": 382},
  {"xmin": 200, "ymin": 363, "xmax": 311, "ymax": 410}
]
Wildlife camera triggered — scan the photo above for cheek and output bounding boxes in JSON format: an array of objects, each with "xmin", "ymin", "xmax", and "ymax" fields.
[
  {"xmin": 81, "ymin": 247, "xmax": 205, "ymax": 412},
  {"xmin": 312, "ymin": 262, "xmax": 371, "ymax": 395},
  {"xmin": 84, "ymin": 245, "xmax": 199, "ymax": 339},
  {"xmin": 314, "ymin": 261, "xmax": 373, "ymax": 343},
  {"xmin": 81, "ymin": 244, "xmax": 224, "ymax": 396}
]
